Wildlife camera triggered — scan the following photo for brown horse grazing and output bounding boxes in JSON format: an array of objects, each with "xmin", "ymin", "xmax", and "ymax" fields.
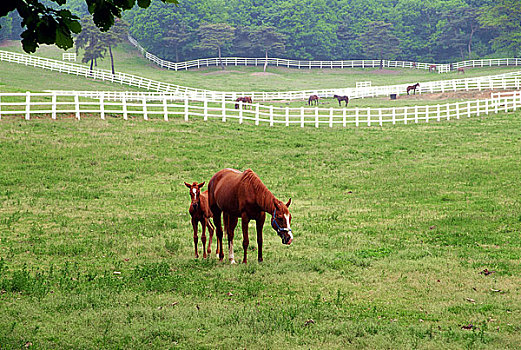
[
  {"xmin": 457, "ymin": 67, "xmax": 465, "ymax": 74},
  {"xmin": 184, "ymin": 181, "xmax": 217, "ymax": 259},
  {"xmin": 208, "ymin": 168, "xmax": 293, "ymax": 264},
  {"xmin": 429, "ymin": 64, "xmax": 437, "ymax": 72},
  {"xmin": 235, "ymin": 96, "xmax": 253, "ymax": 109},
  {"xmin": 406, "ymin": 83, "xmax": 420, "ymax": 95},
  {"xmin": 308, "ymin": 95, "xmax": 319, "ymax": 106},
  {"xmin": 333, "ymin": 94, "xmax": 349, "ymax": 106}
]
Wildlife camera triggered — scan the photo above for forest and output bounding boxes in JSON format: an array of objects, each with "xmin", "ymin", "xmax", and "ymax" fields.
[{"xmin": 0, "ymin": 0, "xmax": 520, "ymax": 63}]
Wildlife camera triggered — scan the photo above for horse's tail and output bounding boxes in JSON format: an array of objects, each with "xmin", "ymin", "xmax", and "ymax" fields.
[{"xmin": 223, "ymin": 213, "xmax": 230, "ymax": 234}]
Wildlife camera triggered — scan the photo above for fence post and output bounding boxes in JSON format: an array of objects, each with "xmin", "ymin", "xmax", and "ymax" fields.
[
  {"xmin": 437, "ymin": 104, "xmax": 441, "ymax": 122},
  {"xmin": 203, "ymin": 99, "xmax": 208, "ymax": 121},
  {"xmin": 494, "ymin": 97, "xmax": 498, "ymax": 114},
  {"xmin": 239, "ymin": 101, "xmax": 244, "ymax": 124},
  {"xmin": 255, "ymin": 104, "xmax": 260, "ymax": 125},
  {"xmin": 100, "ymin": 92, "xmax": 105, "ymax": 120},
  {"xmin": 404, "ymin": 107, "xmax": 408, "ymax": 125},
  {"xmin": 477, "ymin": 100, "xmax": 481, "ymax": 117},
  {"xmin": 355, "ymin": 107, "xmax": 359, "ymax": 127},
  {"xmin": 300, "ymin": 107, "xmax": 304, "ymax": 128},
  {"xmin": 184, "ymin": 97, "xmax": 189, "ymax": 121},
  {"xmin": 25, "ymin": 91, "xmax": 31, "ymax": 120},
  {"xmin": 425, "ymin": 105, "xmax": 429, "ymax": 123},
  {"xmin": 329, "ymin": 107, "xmax": 333, "ymax": 128},
  {"xmin": 122, "ymin": 96, "xmax": 128, "ymax": 120},
  {"xmin": 222, "ymin": 98, "xmax": 226, "ymax": 122},
  {"xmin": 74, "ymin": 93, "xmax": 80, "ymax": 120},
  {"xmin": 392, "ymin": 107, "xmax": 396, "ymax": 125},
  {"xmin": 51, "ymin": 92, "xmax": 57, "ymax": 120},
  {"xmin": 163, "ymin": 96, "xmax": 169, "ymax": 121},
  {"xmin": 342, "ymin": 108, "xmax": 346, "ymax": 127},
  {"xmin": 446, "ymin": 103, "xmax": 450, "ymax": 121},
  {"xmin": 456, "ymin": 103, "xmax": 460, "ymax": 119},
  {"xmin": 367, "ymin": 107, "xmax": 371, "ymax": 127},
  {"xmin": 485, "ymin": 99, "xmax": 489, "ymax": 115},
  {"xmin": 315, "ymin": 107, "xmax": 319, "ymax": 128},
  {"xmin": 142, "ymin": 98, "xmax": 148, "ymax": 120},
  {"xmin": 515, "ymin": 92, "xmax": 519, "ymax": 111},
  {"xmin": 414, "ymin": 106, "xmax": 418, "ymax": 123},
  {"xmin": 269, "ymin": 105, "xmax": 274, "ymax": 127},
  {"xmin": 285, "ymin": 107, "xmax": 289, "ymax": 127},
  {"xmin": 378, "ymin": 108, "xmax": 383, "ymax": 126}
]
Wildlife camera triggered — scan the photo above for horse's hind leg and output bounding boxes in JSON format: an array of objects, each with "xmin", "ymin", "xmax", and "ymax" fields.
[{"xmin": 241, "ymin": 214, "xmax": 250, "ymax": 264}]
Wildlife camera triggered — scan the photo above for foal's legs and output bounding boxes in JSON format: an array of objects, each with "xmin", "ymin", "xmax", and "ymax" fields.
[
  {"xmin": 256, "ymin": 212, "xmax": 266, "ymax": 262},
  {"xmin": 227, "ymin": 216, "xmax": 238, "ymax": 264},
  {"xmin": 191, "ymin": 218, "xmax": 199, "ymax": 258},
  {"xmin": 241, "ymin": 213, "xmax": 250, "ymax": 264}
]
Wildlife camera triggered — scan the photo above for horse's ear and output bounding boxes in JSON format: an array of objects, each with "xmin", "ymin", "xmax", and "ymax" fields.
[
  {"xmin": 184, "ymin": 182, "xmax": 191, "ymax": 188},
  {"xmin": 286, "ymin": 198, "xmax": 291, "ymax": 208},
  {"xmin": 198, "ymin": 181, "xmax": 205, "ymax": 189}
]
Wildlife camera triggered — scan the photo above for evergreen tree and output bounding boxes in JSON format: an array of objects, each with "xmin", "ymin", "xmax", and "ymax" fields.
[
  {"xmin": 249, "ymin": 26, "xmax": 285, "ymax": 72},
  {"xmin": 358, "ymin": 21, "xmax": 401, "ymax": 67},
  {"xmin": 479, "ymin": 0, "xmax": 521, "ymax": 55}
]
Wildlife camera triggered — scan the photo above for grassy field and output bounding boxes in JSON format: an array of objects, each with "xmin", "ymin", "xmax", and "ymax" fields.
[
  {"xmin": 2, "ymin": 41, "xmax": 521, "ymax": 93},
  {"xmin": 1, "ymin": 113, "xmax": 521, "ymax": 348}
]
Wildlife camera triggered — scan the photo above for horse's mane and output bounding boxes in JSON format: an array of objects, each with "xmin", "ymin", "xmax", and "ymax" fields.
[{"xmin": 241, "ymin": 169, "xmax": 276, "ymax": 211}]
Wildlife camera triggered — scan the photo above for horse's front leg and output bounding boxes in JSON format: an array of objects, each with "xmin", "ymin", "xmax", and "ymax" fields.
[
  {"xmin": 241, "ymin": 214, "xmax": 250, "ymax": 264},
  {"xmin": 256, "ymin": 212, "xmax": 266, "ymax": 262},
  {"xmin": 227, "ymin": 216, "xmax": 238, "ymax": 264},
  {"xmin": 200, "ymin": 219, "xmax": 207, "ymax": 259},
  {"xmin": 192, "ymin": 218, "xmax": 199, "ymax": 258}
]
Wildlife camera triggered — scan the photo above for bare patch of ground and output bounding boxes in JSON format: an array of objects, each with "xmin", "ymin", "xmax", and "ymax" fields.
[
  {"xmin": 250, "ymin": 72, "xmax": 279, "ymax": 76},
  {"xmin": 201, "ymin": 70, "xmax": 246, "ymax": 76}
]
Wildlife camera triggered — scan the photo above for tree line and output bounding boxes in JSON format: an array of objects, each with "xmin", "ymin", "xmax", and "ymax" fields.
[{"xmin": 0, "ymin": 0, "xmax": 520, "ymax": 64}]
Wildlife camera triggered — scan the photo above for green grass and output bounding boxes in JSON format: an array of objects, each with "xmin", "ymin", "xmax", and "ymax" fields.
[{"xmin": 1, "ymin": 113, "xmax": 521, "ymax": 348}]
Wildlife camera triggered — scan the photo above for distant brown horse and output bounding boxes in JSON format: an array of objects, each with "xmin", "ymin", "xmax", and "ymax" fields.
[
  {"xmin": 429, "ymin": 64, "xmax": 437, "ymax": 72},
  {"xmin": 406, "ymin": 83, "xmax": 420, "ymax": 95},
  {"xmin": 308, "ymin": 95, "xmax": 319, "ymax": 106},
  {"xmin": 457, "ymin": 67, "xmax": 465, "ymax": 74},
  {"xmin": 235, "ymin": 96, "xmax": 253, "ymax": 109},
  {"xmin": 333, "ymin": 95, "xmax": 349, "ymax": 106},
  {"xmin": 208, "ymin": 168, "xmax": 293, "ymax": 264},
  {"xmin": 184, "ymin": 181, "xmax": 216, "ymax": 258}
]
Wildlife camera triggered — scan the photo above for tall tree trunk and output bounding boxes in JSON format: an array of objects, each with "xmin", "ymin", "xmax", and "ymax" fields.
[
  {"xmin": 90, "ymin": 59, "xmax": 93, "ymax": 71},
  {"xmin": 264, "ymin": 50, "xmax": 268, "ymax": 72},
  {"xmin": 218, "ymin": 46, "xmax": 224, "ymax": 70},
  {"xmin": 468, "ymin": 27, "xmax": 476, "ymax": 59},
  {"xmin": 109, "ymin": 44, "xmax": 115, "ymax": 75}
]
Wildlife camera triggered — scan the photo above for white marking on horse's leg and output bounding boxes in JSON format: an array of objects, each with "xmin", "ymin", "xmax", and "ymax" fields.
[{"xmin": 229, "ymin": 241, "xmax": 236, "ymax": 264}]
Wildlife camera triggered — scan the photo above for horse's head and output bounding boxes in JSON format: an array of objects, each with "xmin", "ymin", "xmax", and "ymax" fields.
[
  {"xmin": 184, "ymin": 181, "xmax": 205, "ymax": 211},
  {"xmin": 271, "ymin": 199, "xmax": 293, "ymax": 245}
]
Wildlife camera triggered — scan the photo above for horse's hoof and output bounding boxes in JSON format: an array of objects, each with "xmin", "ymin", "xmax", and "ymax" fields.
[{"xmin": 230, "ymin": 259, "xmax": 236, "ymax": 264}]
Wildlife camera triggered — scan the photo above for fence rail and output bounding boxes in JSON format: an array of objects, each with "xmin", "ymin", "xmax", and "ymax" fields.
[
  {"xmin": 2, "ymin": 49, "xmax": 521, "ymax": 102},
  {"xmin": 128, "ymin": 36, "xmax": 521, "ymax": 73},
  {"xmin": 1, "ymin": 91, "xmax": 519, "ymax": 127}
]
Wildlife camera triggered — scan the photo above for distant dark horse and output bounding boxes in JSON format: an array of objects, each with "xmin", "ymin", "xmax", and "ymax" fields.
[
  {"xmin": 308, "ymin": 95, "xmax": 319, "ymax": 106},
  {"xmin": 235, "ymin": 96, "xmax": 253, "ymax": 109},
  {"xmin": 406, "ymin": 83, "xmax": 420, "ymax": 95},
  {"xmin": 208, "ymin": 168, "xmax": 293, "ymax": 263},
  {"xmin": 333, "ymin": 95, "xmax": 349, "ymax": 106}
]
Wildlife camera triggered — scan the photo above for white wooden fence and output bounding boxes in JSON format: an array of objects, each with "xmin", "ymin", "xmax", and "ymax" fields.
[
  {"xmin": 1, "ymin": 91, "xmax": 519, "ymax": 127},
  {"xmin": 2, "ymin": 49, "xmax": 521, "ymax": 102},
  {"xmin": 128, "ymin": 36, "xmax": 521, "ymax": 74}
]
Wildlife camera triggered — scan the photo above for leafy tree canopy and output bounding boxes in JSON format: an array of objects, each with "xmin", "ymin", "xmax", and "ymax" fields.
[{"xmin": 0, "ymin": 0, "xmax": 177, "ymax": 53}]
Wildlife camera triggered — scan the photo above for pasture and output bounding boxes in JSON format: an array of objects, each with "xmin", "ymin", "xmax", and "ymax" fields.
[
  {"xmin": 1, "ymin": 41, "xmax": 521, "ymax": 348},
  {"xmin": 1, "ymin": 114, "xmax": 521, "ymax": 348}
]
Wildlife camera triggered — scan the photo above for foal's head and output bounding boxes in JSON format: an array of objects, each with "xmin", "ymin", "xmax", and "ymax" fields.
[
  {"xmin": 184, "ymin": 181, "xmax": 205, "ymax": 211},
  {"xmin": 271, "ymin": 199, "xmax": 293, "ymax": 245}
]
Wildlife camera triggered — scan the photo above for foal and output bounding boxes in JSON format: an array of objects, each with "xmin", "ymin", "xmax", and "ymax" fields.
[
  {"xmin": 406, "ymin": 83, "xmax": 420, "ymax": 95},
  {"xmin": 184, "ymin": 181, "xmax": 216, "ymax": 258},
  {"xmin": 333, "ymin": 94, "xmax": 349, "ymax": 106}
]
